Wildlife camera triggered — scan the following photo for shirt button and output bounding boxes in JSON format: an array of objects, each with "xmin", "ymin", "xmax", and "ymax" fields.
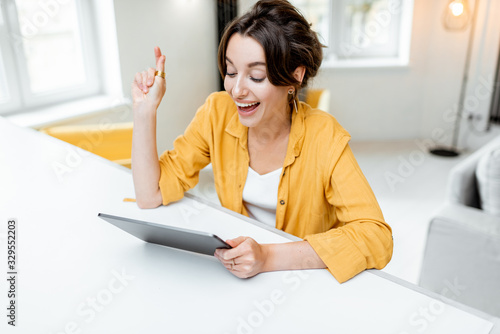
[{"xmin": 280, "ymin": 200, "xmax": 285, "ymax": 205}]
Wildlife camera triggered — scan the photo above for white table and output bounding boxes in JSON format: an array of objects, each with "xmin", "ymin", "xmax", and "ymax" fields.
[{"xmin": 0, "ymin": 117, "xmax": 497, "ymax": 333}]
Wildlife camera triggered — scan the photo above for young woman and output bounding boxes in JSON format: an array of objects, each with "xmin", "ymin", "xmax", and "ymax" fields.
[{"xmin": 131, "ymin": 0, "xmax": 393, "ymax": 283}]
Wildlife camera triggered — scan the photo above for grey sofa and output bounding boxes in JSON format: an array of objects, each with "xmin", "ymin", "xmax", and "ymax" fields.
[{"xmin": 419, "ymin": 136, "xmax": 500, "ymax": 318}]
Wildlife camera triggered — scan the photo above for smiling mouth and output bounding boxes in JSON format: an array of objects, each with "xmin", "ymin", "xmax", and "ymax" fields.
[{"xmin": 235, "ymin": 101, "xmax": 260, "ymax": 113}]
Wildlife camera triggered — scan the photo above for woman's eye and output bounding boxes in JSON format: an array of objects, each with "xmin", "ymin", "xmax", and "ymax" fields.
[
  {"xmin": 226, "ymin": 72, "xmax": 236, "ymax": 77},
  {"xmin": 251, "ymin": 77, "xmax": 265, "ymax": 83}
]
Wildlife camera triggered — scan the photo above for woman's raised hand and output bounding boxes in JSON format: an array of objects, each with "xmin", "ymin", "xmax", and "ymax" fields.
[{"xmin": 132, "ymin": 46, "xmax": 167, "ymax": 110}]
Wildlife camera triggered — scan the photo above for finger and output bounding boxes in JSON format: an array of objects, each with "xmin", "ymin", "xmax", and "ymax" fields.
[
  {"xmin": 215, "ymin": 249, "xmax": 236, "ymax": 265},
  {"xmin": 226, "ymin": 236, "xmax": 247, "ymax": 248},
  {"xmin": 221, "ymin": 242, "xmax": 248, "ymax": 261},
  {"xmin": 154, "ymin": 46, "xmax": 162, "ymax": 64},
  {"xmin": 215, "ymin": 251, "xmax": 236, "ymax": 269},
  {"xmin": 155, "ymin": 46, "xmax": 165, "ymax": 72},
  {"xmin": 225, "ymin": 258, "xmax": 242, "ymax": 271},
  {"xmin": 134, "ymin": 72, "xmax": 144, "ymax": 91},
  {"xmin": 216, "ymin": 248, "xmax": 231, "ymax": 261},
  {"xmin": 156, "ymin": 55, "xmax": 166, "ymax": 73},
  {"xmin": 147, "ymin": 67, "xmax": 155, "ymax": 86},
  {"xmin": 141, "ymin": 71, "xmax": 149, "ymax": 93},
  {"xmin": 214, "ymin": 250, "xmax": 225, "ymax": 261},
  {"xmin": 215, "ymin": 250, "xmax": 231, "ymax": 264}
]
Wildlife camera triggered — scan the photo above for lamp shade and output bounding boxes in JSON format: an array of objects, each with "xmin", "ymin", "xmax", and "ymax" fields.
[{"xmin": 443, "ymin": 0, "xmax": 472, "ymax": 30}]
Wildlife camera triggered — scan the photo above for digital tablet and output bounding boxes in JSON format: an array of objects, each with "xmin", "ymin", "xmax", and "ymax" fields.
[{"xmin": 98, "ymin": 213, "xmax": 231, "ymax": 256}]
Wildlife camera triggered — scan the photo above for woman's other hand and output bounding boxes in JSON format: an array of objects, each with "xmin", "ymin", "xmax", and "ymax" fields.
[
  {"xmin": 214, "ymin": 236, "xmax": 268, "ymax": 279},
  {"xmin": 132, "ymin": 46, "xmax": 166, "ymax": 110}
]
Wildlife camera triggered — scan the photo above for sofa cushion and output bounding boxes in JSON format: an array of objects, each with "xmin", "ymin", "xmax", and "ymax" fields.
[{"xmin": 476, "ymin": 145, "xmax": 500, "ymax": 216}]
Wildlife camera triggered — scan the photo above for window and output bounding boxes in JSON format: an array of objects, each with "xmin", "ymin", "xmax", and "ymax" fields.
[
  {"xmin": 289, "ymin": 0, "xmax": 330, "ymax": 45},
  {"xmin": 290, "ymin": 0, "xmax": 414, "ymax": 68},
  {"xmin": 0, "ymin": 0, "xmax": 101, "ymax": 115},
  {"xmin": 0, "ymin": 52, "xmax": 9, "ymax": 104}
]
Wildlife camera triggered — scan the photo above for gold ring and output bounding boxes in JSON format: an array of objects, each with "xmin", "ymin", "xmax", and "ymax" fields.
[{"xmin": 155, "ymin": 70, "xmax": 166, "ymax": 79}]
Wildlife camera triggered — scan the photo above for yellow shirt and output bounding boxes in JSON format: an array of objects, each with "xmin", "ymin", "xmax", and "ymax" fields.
[{"xmin": 158, "ymin": 91, "xmax": 393, "ymax": 283}]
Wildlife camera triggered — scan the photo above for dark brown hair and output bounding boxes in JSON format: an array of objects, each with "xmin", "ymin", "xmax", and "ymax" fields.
[{"xmin": 217, "ymin": 0, "xmax": 324, "ymax": 96}]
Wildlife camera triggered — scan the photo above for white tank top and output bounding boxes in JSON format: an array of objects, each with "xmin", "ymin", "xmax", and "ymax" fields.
[{"xmin": 242, "ymin": 166, "xmax": 282, "ymax": 227}]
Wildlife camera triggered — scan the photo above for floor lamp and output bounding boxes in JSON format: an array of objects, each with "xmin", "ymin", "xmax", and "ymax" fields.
[{"xmin": 430, "ymin": 0, "xmax": 479, "ymax": 157}]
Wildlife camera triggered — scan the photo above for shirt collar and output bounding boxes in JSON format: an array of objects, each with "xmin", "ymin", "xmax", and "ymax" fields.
[
  {"xmin": 225, "ymin": 108, "xmax": 248, "ymax": 149},
  {"xmin": 285, "ymin": 101, "xmax": 305, "ymax": 167}
]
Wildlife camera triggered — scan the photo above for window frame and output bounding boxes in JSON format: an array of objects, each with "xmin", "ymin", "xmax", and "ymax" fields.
[
  {"xmin": 328, "ymin": 0, "xmax": 414, "ymax": 68},
  {"xmin": 0, "ymin": 1, "xmax": 22, "ymax": 112},
  {"xmin": 0, "ymin": 0, "xmax": 102, "ymax": 115},
  {"xmin": 291, "ymin": 0, "xmax": 415, "ymax": 69}
]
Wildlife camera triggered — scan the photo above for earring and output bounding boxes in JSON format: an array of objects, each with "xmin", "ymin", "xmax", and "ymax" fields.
[
  {"xmin": 288, "ymin": 88, "xmax": 298, "ymax": 113},
  {"xmin": 288, "ymin": 88, "xmax": 298, "ymax": 114}
]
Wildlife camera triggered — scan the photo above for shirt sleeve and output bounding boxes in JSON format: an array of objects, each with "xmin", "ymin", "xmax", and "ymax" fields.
[
  {"xmin": 158, "ymin": 98, "xmax": 212, "ymax": 205},
  {"xmin": 304, "ymin": 143, "xmax": 393, "ymax": 283}
]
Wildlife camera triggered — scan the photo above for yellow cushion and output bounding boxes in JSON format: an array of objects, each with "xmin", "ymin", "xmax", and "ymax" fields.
[
  {"xmin": 40, "ymin": 122, "xmax": 133, "ymax": 167},
  {"xmin": 305, "ymin": 89, "xmax": 324, "ymax": 109}
]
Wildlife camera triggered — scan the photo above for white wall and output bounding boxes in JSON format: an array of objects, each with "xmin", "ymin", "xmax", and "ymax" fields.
[{"xmin": 113, "ymin": 0, "xmax": 219, "ymax": 154}]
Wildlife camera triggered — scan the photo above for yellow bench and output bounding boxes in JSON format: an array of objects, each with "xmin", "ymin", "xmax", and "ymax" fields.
[
  {"xmin": 305, "ymin": 88, "xmax": 330, "ymax": 112},
  {"xmin": 40, "ymin": 122, "xmax": 133, "ymax": 168}
]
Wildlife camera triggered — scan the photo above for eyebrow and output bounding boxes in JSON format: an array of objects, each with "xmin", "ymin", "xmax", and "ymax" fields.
[{"xmin": 226, "ymin": 57, "xmax": 266, "ymax": 68}]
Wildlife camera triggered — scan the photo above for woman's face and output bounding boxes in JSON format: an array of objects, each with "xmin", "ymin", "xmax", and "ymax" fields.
[{"xmin": 224, "ymin": 33, "xmax": 290, "ymax": 129}]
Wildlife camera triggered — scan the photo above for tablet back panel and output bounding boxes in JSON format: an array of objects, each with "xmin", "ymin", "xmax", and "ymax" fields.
[{"xmin": 98, "ymin": 213, "xmax": 231, "ymax": 256}]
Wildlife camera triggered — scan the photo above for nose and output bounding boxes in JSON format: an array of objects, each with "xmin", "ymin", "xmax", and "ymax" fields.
[{"xmin": 232, "ymin": 76, "xmax": 248, "ymax": 98}]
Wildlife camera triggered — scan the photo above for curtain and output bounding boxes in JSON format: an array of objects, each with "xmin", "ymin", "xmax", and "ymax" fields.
[{"xmin": 217, "ymin": 0, "xmax": 238, "ymax": 91}]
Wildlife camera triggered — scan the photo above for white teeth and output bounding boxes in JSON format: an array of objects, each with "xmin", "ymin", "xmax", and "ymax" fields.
[{"xmin": 235, "ymin": 101, "xmax": 259, "ymax": 108}]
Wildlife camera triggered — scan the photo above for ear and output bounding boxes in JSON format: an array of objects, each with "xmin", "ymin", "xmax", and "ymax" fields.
[{"xmin": 293, "ymin": 66, "xmax": 306, "ymax": 84}]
